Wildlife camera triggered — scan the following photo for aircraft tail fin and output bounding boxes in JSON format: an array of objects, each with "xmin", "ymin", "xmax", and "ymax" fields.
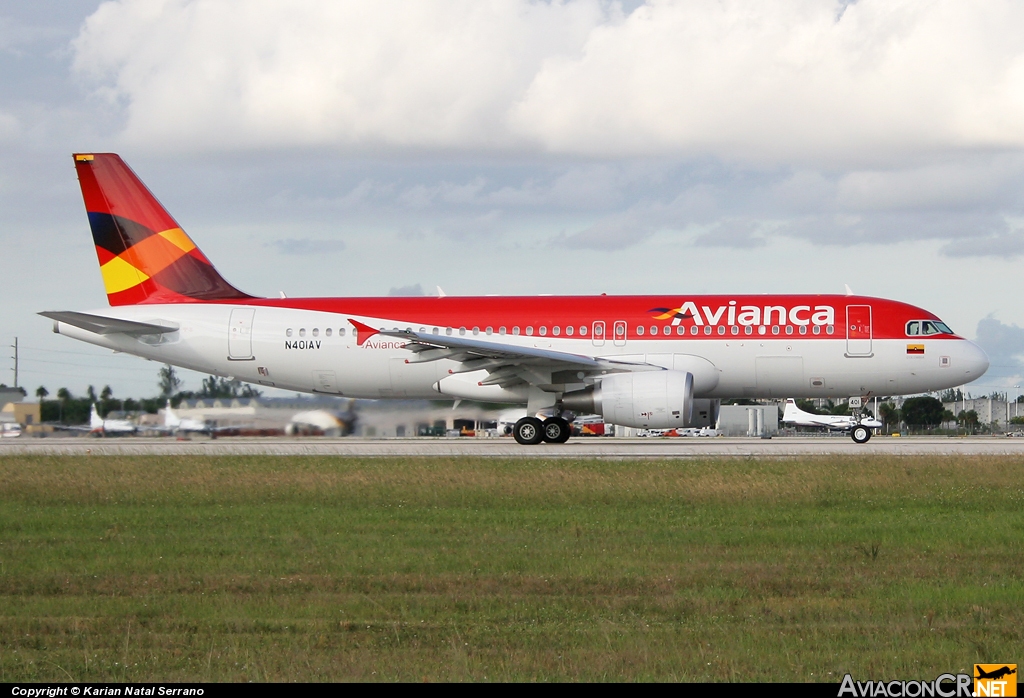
[
  {"xmin": 90, "ymin": 403, "xmax": 103, "ymax": 430},
  {"xmin": 164, "ymin": 399, "xmax": 180, "ymax": 428},
  {"xmin": 782, "ymin": 398, "xmax": 802, "ymax": 423},
  {"xmin": 73, "ymin": 153, "xmax": 254, "ymax": 306}
]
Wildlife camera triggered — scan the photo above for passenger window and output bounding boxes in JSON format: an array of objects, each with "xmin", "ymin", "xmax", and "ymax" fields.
[
  {"xmin": 690, "ymin": 326, "xmax": 698, "ymax": 335},
  {"xmin": 432, "ymin": 327, "xmax": 439, "ymax": 335},
  {"xmin": 499, "ymin": 326, "xmax": 507, "ymax": 335},
  {"xmin": 565, "ymin": 326, "xmax": 573, "ymax": 336},
  {"xmin": 472, "ymin": 327, "xmax": 479, "ymax": 335},
  {"xmin": 637, "ymin": 326, "xmax": 645, "ymax": 336},
  {"xmin": 704, "ymin": 326, "xmax": 712, "ymax": 335},
  {"xmin": 744, "ymin": 326, "xmax": 752, "ymax": 335},
  {"xmin": 731, "ymin": 326, "xmax": 739, "ymax": 335},
  {"xmin": 580, "ymin": 326, "xmax": 588, "ymax": 336},
  {"xmin": 299, "ymin": 328, "xmax": 306, "ymax": 337},
  {"xmin": 650, "ymin": 325, "xmax": 658, "ymax": 335},
  {"xmin": 539, "ymin": 326, "xmax": 547, "ymax": 336},
  {"xmin": 552, "ymin": 326, "xmax": 560, "ymax": 336},
  {"xmin": 826, "ymin": 325, "xmax": 834, "ymax": 335},
  {"xmin": 513, "ymin": 326, "xmax": 520, "ymax": 335},
  {"xmin": 526, "ymin": 326, "xmax": 534, "ymax": 336},
  {"xmin": 312, "ymin": 328, "xmax": 319, "ymax": 337},
  {"xmin": 812, "ymin": 325, "xmax": 821, "ymax": 335},
  {"xmin": 717, "ymin": 326, "xmax": 725, "ymax": 335},
  {"xmin": 339, "ymin": 328, "xmax": 346, "ymax": 337},
  {"xmin": 785, "ymin": 325, "xmax": 793, "ymax": 335},
  {"xmin": 771, "ymin": 326, "xmax": 780, "ymax": 335},
  {"xmin": 446, "ymin": 327, "xmax": 453, "ymax": 336},
  {"xmin": 663, "ymin": 326, "xmax": 671, "ymax": 336},
  {"xmin": 326, "ymin": 328, "xmax": 332, "ymax": 337},
  {"xmin": 286, "ymin": 328, "xmax": 293, "ymax": 337},
  {"xmin": 459, "ymin": 327, "xmax": 466, "ymax": 336},
  {"xmin": 486, "ymin": 326, "xmax": 493, "ymax": 335}
]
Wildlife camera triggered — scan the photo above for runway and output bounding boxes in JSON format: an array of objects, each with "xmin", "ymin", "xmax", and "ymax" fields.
[{"xmin": 3, "ymin": 435, "xmax": 1024, "ymax": 456}]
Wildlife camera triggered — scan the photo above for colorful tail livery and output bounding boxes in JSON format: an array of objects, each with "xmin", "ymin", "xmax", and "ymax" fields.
[{"xmin": 74, "ymin": 153, "xmax": 252, "ymax": 305}]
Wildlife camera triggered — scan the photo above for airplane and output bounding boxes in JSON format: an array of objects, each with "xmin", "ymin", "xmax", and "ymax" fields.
[
  {"xmin": 40, "ymin": 153, "xmax": 990, "ymax": 445},
  {"xmin": 974, "ymin": 666, "xmax": 1016, "ymax": 681},
  {"xmin": 161, "ymin": 399, "xmax": 214, "ymax": 435},
  {"xmin": 89, "ymin": 403, "xmax": 137, "ymax": 436},
  {"xmin": 782, "ymin": 398, "xmax": 884, "ymax": 443}
]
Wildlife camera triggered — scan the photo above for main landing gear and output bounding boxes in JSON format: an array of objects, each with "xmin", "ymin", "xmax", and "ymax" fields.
[
  {"xmin": 850, "ymin": 425, "xmax": 872, "ymax": 444},
  {"xmin": 513, "ymin": 416, "xmax": 572, "ymax": 445}
]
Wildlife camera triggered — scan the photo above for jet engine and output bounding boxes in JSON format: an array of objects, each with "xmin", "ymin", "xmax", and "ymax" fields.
[{"xmin": 561, "ymin": 370, "xmax": 694, "ymax": 429}]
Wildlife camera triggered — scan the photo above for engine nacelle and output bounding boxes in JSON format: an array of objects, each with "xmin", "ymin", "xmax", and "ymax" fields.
[{"xmin": 562, "ymin": 370, "xmax": 694, "ymax": 429}]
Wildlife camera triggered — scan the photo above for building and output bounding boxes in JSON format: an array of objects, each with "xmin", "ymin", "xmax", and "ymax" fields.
[{"xmin": 943, "ymin": 398, "xmax": 1024, "ymax": 428}]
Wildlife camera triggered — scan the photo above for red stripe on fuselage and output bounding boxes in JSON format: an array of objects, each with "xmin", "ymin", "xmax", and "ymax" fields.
[{"xmin": 219, "ymin": 294, "xmax": 957, "ymax": 342}]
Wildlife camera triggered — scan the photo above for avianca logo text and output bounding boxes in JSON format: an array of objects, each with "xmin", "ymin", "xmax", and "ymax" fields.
[
  {"xmin": 363, "ymin": 340, "xmax": 407, "ymax": 350},
  {"xmin": 651, "ymin": 301, "xmax": 835, "ymax": 327}
]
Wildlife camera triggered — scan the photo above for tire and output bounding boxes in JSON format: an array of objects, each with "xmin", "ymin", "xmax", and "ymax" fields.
[
  {"xmin": 851, "ymin": 425, "xmax": 871, "ymax": 444},
  {"xmin": 542, "ymin": 417, "xmax": 571, "ymax": 443},
  {"xmin": 513, "ymin": 417, "xmax": 544, "ymax": 445}
]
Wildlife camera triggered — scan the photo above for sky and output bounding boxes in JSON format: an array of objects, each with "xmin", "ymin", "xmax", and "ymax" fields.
[{"xmin": 2, "ymin": 0, "xmax": 1024, "ymax": 401}]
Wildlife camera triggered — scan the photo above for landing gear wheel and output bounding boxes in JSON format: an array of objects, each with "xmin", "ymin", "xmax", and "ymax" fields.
[
  {"xmin": 542, "ymin": 417, "xmax": 571, "ymax": 443},
  {"xmin": 851, "ymin": 425, "xmax": 871, "ymax": 444},
  {"xmin": 513, "ymin": 417, "xmax": 544, "ymax": 445}
]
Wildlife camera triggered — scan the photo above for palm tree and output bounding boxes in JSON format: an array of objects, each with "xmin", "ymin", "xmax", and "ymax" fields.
[{"xmin": 35, "ymin": 386, "xmax": 48, "ymax": 403}]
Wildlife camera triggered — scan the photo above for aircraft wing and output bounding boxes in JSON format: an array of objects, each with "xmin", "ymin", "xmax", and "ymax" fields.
[
  {"xmin": 355, "ymin": 320, "xmax": 662, "ymax": 390},
  {"xmin": 39, "ymin": 311, "xmax": 178, "ymax": 336}
]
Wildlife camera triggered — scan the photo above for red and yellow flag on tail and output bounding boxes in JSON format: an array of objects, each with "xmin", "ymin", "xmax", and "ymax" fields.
[{"xmin": 74, "ymin": 153, "xmax": 252, "ymax": 306}]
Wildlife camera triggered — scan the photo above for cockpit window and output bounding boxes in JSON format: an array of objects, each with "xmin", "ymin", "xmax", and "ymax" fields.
[{"xmin": 907, "ymin": 320, "xmax": 953, "ymax": 336}]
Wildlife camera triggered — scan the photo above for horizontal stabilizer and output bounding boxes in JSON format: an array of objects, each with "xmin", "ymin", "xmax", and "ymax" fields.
[{"xmin": 39, "ymin": 311, "xmax": 178, "ymax": 336}]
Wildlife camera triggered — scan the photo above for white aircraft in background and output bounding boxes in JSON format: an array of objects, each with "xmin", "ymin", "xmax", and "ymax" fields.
[
  {"xmin": 781, "ymin": 398, "xmax": 883, "ymax": 443},
  {"xmin": 162, "ymin": 400, "xmax": 212, "ymax": 434},
  {"xmin": 89, "ymin": 403, "xmax": 137, "ymax": 436}
]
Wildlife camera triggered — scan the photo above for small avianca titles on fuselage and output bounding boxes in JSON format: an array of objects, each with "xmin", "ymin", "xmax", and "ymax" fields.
[{"xmin": 41, "ymin": 154, "xmax": 990, "ymax": 445}]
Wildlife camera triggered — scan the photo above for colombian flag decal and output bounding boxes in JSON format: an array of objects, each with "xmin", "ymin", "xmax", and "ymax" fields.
[{"xmin": 907, "ymin": 344, "xmax": 925, "ymax": 355}]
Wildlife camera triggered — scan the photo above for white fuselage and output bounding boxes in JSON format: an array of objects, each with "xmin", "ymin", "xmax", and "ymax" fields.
[{"xmin": 53, "ymin": 304, "xmax": 989, "ymax": 401}]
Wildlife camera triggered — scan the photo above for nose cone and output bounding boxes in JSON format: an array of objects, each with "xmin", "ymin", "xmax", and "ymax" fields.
[{"xmin": 961, "ymin": 340, "xmax": 990, "ymax": 382}]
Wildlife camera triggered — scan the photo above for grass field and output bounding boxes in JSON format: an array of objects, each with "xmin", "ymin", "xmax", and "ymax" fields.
[{"xmin": 0, "ymin": 455, "xmax": 1021, "ymax": 682}]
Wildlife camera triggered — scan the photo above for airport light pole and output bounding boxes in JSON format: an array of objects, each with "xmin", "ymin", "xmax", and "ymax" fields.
[{"xmin": 9, "ymin": 337, "xmax": 16, "ymax": 388}]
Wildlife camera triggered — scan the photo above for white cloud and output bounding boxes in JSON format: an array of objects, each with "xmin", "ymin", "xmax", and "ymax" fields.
[{"xmin": 72, "ymin": 0, "xmax": 1024, "ymax": 165}]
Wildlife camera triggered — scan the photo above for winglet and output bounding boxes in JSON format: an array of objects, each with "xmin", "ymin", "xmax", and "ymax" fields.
[
  {"xmin": 348, "ymin": 318, "xmax": 380, "ymax": 346},
  {"xmin": 845, "ymin": 284, "xmax": 854, "ymax": 296}
]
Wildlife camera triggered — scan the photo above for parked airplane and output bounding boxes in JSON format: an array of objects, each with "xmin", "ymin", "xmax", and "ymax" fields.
[
  {"xmin": 781, "ymin": 398, "xmax": 884, "ymax": 443},
  {"xmin": 41, "ymin": 154, "xmax": 989, "ymax": 445},
  {"xmin": 89, "ymin": 403, "xmax": 136, "ymax": 436},
  {"xmin": 161, "ymin": 399, "xmax": 213, "ymax": 434}
]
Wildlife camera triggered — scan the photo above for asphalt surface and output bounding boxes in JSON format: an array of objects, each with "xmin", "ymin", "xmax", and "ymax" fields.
[{"xmin": 2, "ymin": 435, "xmax": 1024, "ymax": 457}]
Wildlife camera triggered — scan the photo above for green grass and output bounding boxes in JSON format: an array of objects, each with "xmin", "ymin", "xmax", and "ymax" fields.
[{"xmin": 0, "ymin": 455, "xmax": 1021, "ymax": 681}]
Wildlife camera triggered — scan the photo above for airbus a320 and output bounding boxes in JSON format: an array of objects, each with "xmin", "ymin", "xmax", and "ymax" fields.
[{"xmin": 41, "ymin": 154, "xmax": 989, "ymax": 445}]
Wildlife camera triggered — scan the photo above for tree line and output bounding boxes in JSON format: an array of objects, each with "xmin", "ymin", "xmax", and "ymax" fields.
[{"xmin": 34, "ymin": 365, "xmax": 262, "ymax": 424}]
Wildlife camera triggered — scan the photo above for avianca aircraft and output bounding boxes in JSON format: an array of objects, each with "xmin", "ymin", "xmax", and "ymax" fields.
[{"xmin": 41, "ymin": 154, "xmax": 989, "ymax": 445}]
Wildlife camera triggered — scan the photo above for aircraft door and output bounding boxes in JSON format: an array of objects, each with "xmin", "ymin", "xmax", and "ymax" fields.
[
  {"xmin": 613, "ymin": 320, "xmax": 627, "ymax": 347},
  {"xmin": 845, "ymin": 305, "xmax": 872, "ymax": 356},
  {"xmin": 592, "ymin": 321, "xmax": 605, "ymax": 347},
  {"xmin": 313, "ymin": 370, "xmax": 339, "ymax": 394},
  {"xmin": 228, "ymin": 308, "xmax": 255, "ymax": 360}
]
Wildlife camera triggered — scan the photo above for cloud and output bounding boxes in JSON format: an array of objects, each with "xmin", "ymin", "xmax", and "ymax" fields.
[
  {"xmin": 72, "ymin": 0, "xmax": 1024, "ymax": 164},
  {"xmin": 265, "ymin": 238, "xmax": 346, "ymax": 255},
  {"xmin": 693, "ymin": 219, "xmax": 768, "ymax": 249},
  {"xmin": 973, "ymin": 317, "xmax": 1024, "ymax": 393},
  {"xmin": 388, "ymin": 283, "xmax": 425, "ymax": 297},
  {"xmin": 940, "ymin": 230, "xmax": 1024, "ymax": 258}
]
